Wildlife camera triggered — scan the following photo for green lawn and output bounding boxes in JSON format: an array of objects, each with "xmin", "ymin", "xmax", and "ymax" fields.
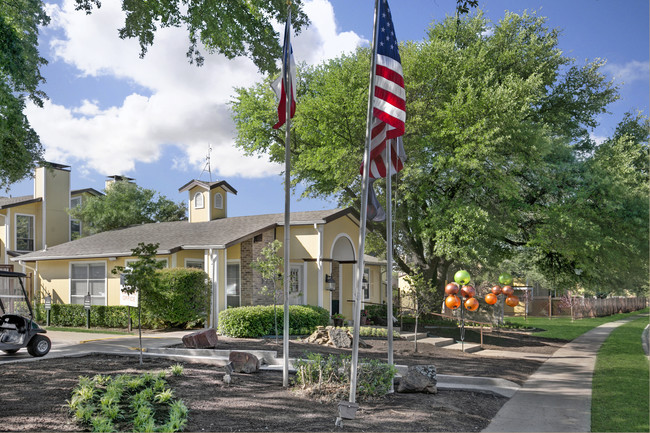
[
  {"xmin": 591, "ymin": 316, "xmax": 649, "ymax": 432},
  {"xmin": 505, "ymin": 308, "xmax": 649, "ymax": 341}
]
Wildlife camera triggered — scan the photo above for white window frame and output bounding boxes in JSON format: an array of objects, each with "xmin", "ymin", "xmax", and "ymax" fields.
[
  {"xmin": 14, "ymin": 213, "xmax": 35, "ymax": 252},
  {"xmin": 193, "ymin": 192, "xmax": 204, "ymax": 209},
  {"xmin": 214, "ymin": 192, "xmax": 223, "ymax": 209},
  {"xmin": 226, "ymin": 260, "xmax": 241, "ymax": 308},
  {"xmin": 363, "ymin": 267, "xmax": 370, "ymax": 300},
  {"xmin": 184, "ymin": 258, "xmax": 204, "ymax": 270},
  {"xmin": 69, "ymin": 261, "xmax": 107, "ymax": 306},
  {"xmin": 289, "ymin": 264, "xmax": 305, "ymax": 305}
]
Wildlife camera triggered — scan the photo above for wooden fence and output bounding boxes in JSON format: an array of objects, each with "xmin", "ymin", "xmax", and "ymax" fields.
[{"xmin": 525, "ymin": 297, "xmax": 647, "ymax": 318}]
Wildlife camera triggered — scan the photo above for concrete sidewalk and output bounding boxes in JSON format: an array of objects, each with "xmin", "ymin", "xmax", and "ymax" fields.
[{"xmin": 483, "ymin": 315, "xmax": 644, "ymax": 433}]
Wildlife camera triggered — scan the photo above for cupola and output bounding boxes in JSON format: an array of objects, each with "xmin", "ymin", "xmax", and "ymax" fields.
[{"xmin": 178, "ymin": 180, "xmax": 237, "ymax": 222}]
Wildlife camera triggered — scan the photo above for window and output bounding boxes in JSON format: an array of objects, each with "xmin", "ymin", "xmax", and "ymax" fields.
[
  {"xmin": 15, "ymin": 214, "xmax": 35, "ymax": 251},
  {"xmin": 214, "ymin": 192, "xmax": 223, "ymax": 209},
  {"xmin": 193, "ymin": 192, "xmax": 204, "ymax": 209},
  {"xmin": 363, "ymin": 268, "xmax": 370, "ymax": 299},
  {"xmin": 71, "ymin": 263, "xmax": 106, "ymax": 305},
  {"xmin": 70, "ymin": 197, "xmax": 82, "ymax": 240},
  {"xmin": 227, "ymin": 262, "xmax": 240, "ymax": 308},
  {"xmin": 289, "ymin": 265, "xmax": 304, "ymax": 305},
  {"xmin": 185, "ymin": 259, "xmax": 204, "ymax": 270}
]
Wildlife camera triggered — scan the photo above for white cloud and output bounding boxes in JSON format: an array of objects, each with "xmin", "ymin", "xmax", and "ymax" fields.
[
  {"xmin": 603, "ymin": 60, "xmax": 649, "ymax": 84},
  {"xmin": 28, "ymin": 0, "xmax": 363, "ymax": 179}
]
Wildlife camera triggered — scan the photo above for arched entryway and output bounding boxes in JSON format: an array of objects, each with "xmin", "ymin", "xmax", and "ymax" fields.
[{"xmin": 329, "ymin": 234, "xmax": 356, "ymax": 316}]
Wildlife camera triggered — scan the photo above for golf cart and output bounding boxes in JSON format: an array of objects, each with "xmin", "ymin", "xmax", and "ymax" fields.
[{"xmin": 0, "ymin": 270, "xmax": 51, "ymax": 357}]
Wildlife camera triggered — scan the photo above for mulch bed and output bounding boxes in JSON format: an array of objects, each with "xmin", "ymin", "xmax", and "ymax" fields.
[{"xmin": 0, "ymin": 330, "xmax": 564, "ymax": 432}]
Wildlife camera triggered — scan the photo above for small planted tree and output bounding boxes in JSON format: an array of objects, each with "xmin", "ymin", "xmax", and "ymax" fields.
[
  {"xmin": 112, "ymin": 242, "xmax": 164, "ymax": 364},
  {"xmin": 404, "ymin": 270, "xmax": 436, "ymax": 353},
  {"xmin": 251, "ymin": 240, "xmax": 283, "ymax": 344}
]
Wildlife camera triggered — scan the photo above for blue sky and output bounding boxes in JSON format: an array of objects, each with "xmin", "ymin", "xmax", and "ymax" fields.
[{"xmin": 7, "ymin": 0, "xmax": 649, "ymax": 217}]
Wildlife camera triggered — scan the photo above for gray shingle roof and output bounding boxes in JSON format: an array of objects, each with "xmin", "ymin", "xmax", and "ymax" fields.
[
  {"xmin": 0, "ymin": 195, "xmax": 41, "ymax": 209},
  {"xmin": 15, "ymin": 208, "xmax": 355, "ymax": 261}
]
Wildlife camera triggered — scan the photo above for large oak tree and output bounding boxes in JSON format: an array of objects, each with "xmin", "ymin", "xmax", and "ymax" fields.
[
  {"xmin": 0, "ymin": 0, "xmax": 49, "ymax": 189},
  {"xmin": 231, "ymin": 11, "xmax": 647, "ymax": 299}
]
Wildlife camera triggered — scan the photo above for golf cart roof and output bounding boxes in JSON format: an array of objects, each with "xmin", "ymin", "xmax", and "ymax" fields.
[
  {"xmin": 0, "ymin": 271, "xmax": 27, "ymax": 278},
  {"xmin": 0, "ymin": 270, "xmax": 31, "ymax": 317}
]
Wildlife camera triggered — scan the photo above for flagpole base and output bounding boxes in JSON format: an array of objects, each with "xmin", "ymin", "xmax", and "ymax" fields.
[{"xmin": 338, "ymin": 401, "xmax": 359, "ymax": 420}]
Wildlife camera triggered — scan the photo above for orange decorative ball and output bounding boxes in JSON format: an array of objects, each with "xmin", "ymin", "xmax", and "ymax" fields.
[
  {"xmin": 484, "ymin": 292, "xmax": 498, "ymax": 305},
  {"xmin": 491, "ymin": 285, "xmax": 502, "ymax": 295},
  {"xmin": 465, "ymin": 297, "xmax": 479, "ymax": 311},
  {"xmin": 445, "ymin": 282, "xmax": 460, "ymax": 295},
  {"xmin": 460, "ymin": 285, "xmax": 476, "ymax": 298},
  {"xmin": 445, "ymin": 295, "xmax": 461, "ymax": 310},
  {"xmin": 502, "ymin": 285, "xmax": 514, "ymax": 296},
  {"xmin": 505, "ymin": 295, "xmax": 519, "ymax": 307}
]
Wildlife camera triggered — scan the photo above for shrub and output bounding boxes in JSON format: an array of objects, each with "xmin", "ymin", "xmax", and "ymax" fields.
[
  {"xmin": 144, "ymin": 268, "xmax": 211, "ymax": 328},
  {"xmin": 293, "ymin": 352, "xmax": 397, "ymax": 400},
  {"xmin": 35, "ymin": 304, "xmax": 162, "ymax": 328},
  {"xmin": 365, "ymin": 304, "xmax": 398, "ymax": 326},
  {"xmin": 218, "ymin": 305, "xmax": 329, "ymax": 337}
]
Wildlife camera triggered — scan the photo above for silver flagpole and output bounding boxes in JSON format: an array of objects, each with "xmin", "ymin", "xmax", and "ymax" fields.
[
  {"xmin": 386, "ymin": 139, "xmax": 394, "ymax": 387},
  {"xmin": 282, "ymin": 3, "xmax": 292, "ymax": 388},
  {"xmin": 349, "ymin": 0, "xmax": 380, "ymax": 405}
]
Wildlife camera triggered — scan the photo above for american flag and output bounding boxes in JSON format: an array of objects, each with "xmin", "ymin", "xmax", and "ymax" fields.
[
  {"xmin": 362, "ymin": 0, "xmax": 406, "ymax": 179},
  {"xmin": 271, "ymin": 15, "xmax": 296, "ymax": 130}
]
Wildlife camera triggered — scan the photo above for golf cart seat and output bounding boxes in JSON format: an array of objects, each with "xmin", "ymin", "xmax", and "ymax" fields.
[{"xmin": 1, "ymin": 315, "xmax": 25, "ymax": 332}]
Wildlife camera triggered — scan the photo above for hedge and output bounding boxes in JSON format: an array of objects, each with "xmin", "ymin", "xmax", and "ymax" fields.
[
  {"xmin": 34, "ymin": 304, "xmax": 162, "ymax": 328},
  {"xmin": 143, "ymin": 268, "xmax": 211, "ymax": 327},
  {"xmin": 218, "ymin": 304, "xmax": 330, "ymax": 337}
]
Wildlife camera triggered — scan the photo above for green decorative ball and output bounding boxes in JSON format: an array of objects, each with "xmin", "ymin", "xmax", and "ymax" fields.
[
  {"xmin": 454, "ymin": 270, "xmax": 471, "ymax": 285},
  {"xmin": 498, "ymin": 273, "xmax": 513, "ymax": 285}
]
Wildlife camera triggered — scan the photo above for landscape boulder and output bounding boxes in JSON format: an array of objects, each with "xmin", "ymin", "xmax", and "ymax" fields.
[
  {"xmin": 396, "ymin": 365, "xmax": 437, "ymax": 394},
  {"xmin": 304, "ymin": 326, "xmax": 372, "ymax": 349},
  {"xmin": 182, "ymin": 328, "xmax": 218, "ymax": 349},
  {"xmin": 229, "ymin": 351, "xmax": 260, "ymax": 373}
]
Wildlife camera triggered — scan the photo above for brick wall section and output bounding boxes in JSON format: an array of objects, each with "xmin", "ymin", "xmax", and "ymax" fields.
[
  {"xmin": 240, "ymin": 229, "xmax": 278, "ymax": 306},
  {"xmin": 240, "ymin": 239, "xmax": 254, "ymax": 306}
]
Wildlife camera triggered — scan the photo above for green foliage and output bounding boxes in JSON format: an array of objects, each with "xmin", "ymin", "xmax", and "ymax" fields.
[
  {"xmin": 0, "ymin": 0, "xmax": 50, "ymax": 188},
  {"xmin": 145, "ymin": 268, "xmax": 211, "ymax": 327},
  {"xmin": 68, "ymin": 370, "xmax": 188, "ymax": 432},
  {"xmin": 169, "ymin": 364, "xmax": 184, "ymax": 376},
  {"xmin": 343, "ymin": 326, "xmax": 401, "ymax": 339},
  {"xmin": 68, "ymin": 182, "xmax": 186, "ymax": 235},
  {"xmin": 218, "ymin": 304, "xmax": 329, "ymax": 337},
  {"xmin": 592, "ymin": 317, "xmax": 649, "ymax": 432},
  {"xmin": 231, "ymin": 10, "xmax": 644, "ymax": 305},
  {"xmin": 293, "ymin": 352, "xmax": 397, "ymax": 401},
  {"xmin": 364, "ymin": 304, "xmax": 397, "ymax": 325},
  {"xmin": 72, "ymin": 0, "xmax": 309, "ymax": 75},
  {"xmin": 36, "ymin": 303, "xmax": 161, "ymax": 328},
  {"xmin": 505, "ymin": 309, "xmax": 648, "ymax": 341},
  {"xmin": 250, "ymin": 239, "xmax": 284, "ymax": 341}
]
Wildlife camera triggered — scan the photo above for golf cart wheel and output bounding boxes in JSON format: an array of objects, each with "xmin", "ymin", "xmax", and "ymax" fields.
[
  {"xmin": 27, "ymin": 335, "xmax": 51, "ymax": 357},
  {"xmin": 2, "ymin": 349, "xmax": 19, "ymax": 354}
]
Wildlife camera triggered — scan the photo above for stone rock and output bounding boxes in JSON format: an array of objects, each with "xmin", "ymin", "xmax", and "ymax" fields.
[
  {"xmin": 328, "ymin": 328, "xmax": 352, "ymax": 348},
  {"xmin": 358, "ymin": 337, "xmax": 372, "ymax": 349},
  {"xmin": 397, "ymin": 365, "xmax": 437, "ymax": 394},
  {"xmin": 229, "ymin": 351, "xmax": 260, "ymax": 373},
  {"xmin": 182, "ymin": 328, "xmax": 218, "ymax": 349},
  {"xmin": 304, "ymin": 326, "xmax": 373, "ymax": 349}
]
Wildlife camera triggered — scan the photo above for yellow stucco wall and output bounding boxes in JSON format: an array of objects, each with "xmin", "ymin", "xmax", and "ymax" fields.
[
  {"xmin": 188, "ymin": 186, "xmax": 209, "ymax": 222},
  {"xmin": 35, "ymin": 166, "xmax": 71, "ymax": 248},
  {"xmin": 7, "ymin": 202, "xmax": 43, "ymax": 253},
  {"xmin": 209, "ymin": 187, "xmax": 228, "ymax": 220}
]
